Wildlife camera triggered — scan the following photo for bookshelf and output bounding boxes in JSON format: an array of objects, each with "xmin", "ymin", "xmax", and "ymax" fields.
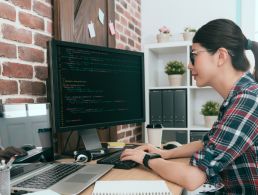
[{"xmin": 144, "ymin": 41, "xmax": 223, "ymax": 144}]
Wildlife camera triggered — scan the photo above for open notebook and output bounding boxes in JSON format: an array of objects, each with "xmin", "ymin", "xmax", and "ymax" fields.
[{"xmin": 92, "ymin": 180, "xmax": 172, "ymax": 195}]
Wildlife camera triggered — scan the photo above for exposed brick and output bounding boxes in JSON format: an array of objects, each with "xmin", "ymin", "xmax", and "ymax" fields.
[
  {"xmin": 47, "ymin": 21, "xmax": 52, "ymax": 34},
  {"xmin": 116, "ymin": 4, "xmax": 124, "ymax": 14},
  {"xmin": 35, "ymin": 66, "xmax": 48, "ymax": 80},
  {"xmin": 128, "ymin": 22, "xmax": 134, "ymax": 31},
  {"xmin": 19, "ymin": 11, "xmax": 44, "ymax": 30},
  {"xmin": 129, "ymin": 136, "xmax": 136, "ymax": 142},
  {"xmin": 18, "ymin": 46, "xmax": 44, "ymax": 63},
  {"xmin": 120, "ymin": 34, "xmax": 127, "ymax": 42},
  {"xmin": 20, "ymin": 80, "xmax": 46, "ymax": 95},
  {"xmin": 120, "ymin": 16, "xmax": 128, "ymax": 26},
  {"xmin": 5, "ymin": 98, "xmax": 34, "ymax": 103},
  {"xmin": 0, "ymin": 42, "xmax": 16, "ymax": 58},
  {"xmin": 36, "ymin": 97, "xmax": 47, "ymax": 103},
  {"xmin": 34, "ymin": 33, "xmax": 51, "ymax": 48},
  {"xmin": 0, "ymin": 80, "xmax": 18, "ymax": 95},
  {"xmin": 128, "ymin": 38, "xmax": 134, "ymax": 47},
  {"xmin": 126, "ymin": 130, "xmax": 132, "ymax": 136},
  {"xmin": 117, "ymin": 132, "xmax": 125, "ymax": 139},
  {"xmin": 33, "ymin": 0, "xmax": 52, "ymax": 19},
  {"xmin": 2, "ymin": 24, "xmax": 32, "ymax": 44},
  {"xmin": 122, "ymin": 124, "xmax": 128, "ymax": 129},
  {"xmin": 135, "ymin": 27, "xmax": 140, "ymax": 36},
  {"xmin": 0, "ymin": 2, "xmax": 16, "ymax": 21},
  {"xmin": 3, "ymin": 62, "xmax": 33, "ymax": 79},
  {"xmin": 11, "ymin": 0, "xmax": 31, "ymax": 10}
]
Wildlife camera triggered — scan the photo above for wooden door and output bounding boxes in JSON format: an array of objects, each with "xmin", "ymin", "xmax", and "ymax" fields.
[{"xmin": 53, "ymin": 0, "xmax": 115, "ymax": 47}]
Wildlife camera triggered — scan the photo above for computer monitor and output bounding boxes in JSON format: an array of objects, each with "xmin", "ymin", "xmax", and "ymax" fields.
[{"xmin": 48, "ymin": 39, "xmax": 145, "ymax": 151}]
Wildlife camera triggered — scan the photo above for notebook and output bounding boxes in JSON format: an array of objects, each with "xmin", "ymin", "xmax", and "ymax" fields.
[
  {"xmin": 92, "ymin": 180, "xmax": 172, "ymax": 195},
  {"xmin": 0, "ymin": 103, "xmax": 114, "ymax": 194}
]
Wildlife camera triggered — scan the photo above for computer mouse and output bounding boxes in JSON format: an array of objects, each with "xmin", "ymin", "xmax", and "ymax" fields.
[
  {"xmin": 21, "ymin": 144, "xmax": 36, "ymax": 151},
  {"xmin": 163, "ymin": 141, "xmax": 182, "ymax": 150}
]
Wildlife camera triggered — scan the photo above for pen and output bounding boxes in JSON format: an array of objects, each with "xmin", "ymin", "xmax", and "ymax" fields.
[{"xmin": 6, "ymin": 156, "xmax": 15, "ymax": 168}]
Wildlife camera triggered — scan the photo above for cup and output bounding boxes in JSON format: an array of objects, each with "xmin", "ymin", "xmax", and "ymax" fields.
[
  {"xmin": 0, "ymin": 168, "xmax": 10, "ymax": 195},
  {"xmin": 38, "ymin": 128, "xmax": 52, "ymax": 148},
  {"xmin": 146, "ymin": 124, "xmax": 163, "ymax": 147}
]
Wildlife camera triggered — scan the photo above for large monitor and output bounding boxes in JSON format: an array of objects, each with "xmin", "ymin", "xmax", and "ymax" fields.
[{"xmin": 48, "ymin": 39, "xmax": 145, "ymax": 151}]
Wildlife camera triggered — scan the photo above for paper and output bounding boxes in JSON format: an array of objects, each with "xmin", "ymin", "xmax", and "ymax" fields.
[
  {"xmin": 88, "ymin": 22, "xmax": 96, "ymax": 38},
  {"xmin": 109, "ymin": 21, "xmax": 116, "ymax": 35},
  {"xmin": 92, "ymin": 180, "xmax": 172, "ymax": 195},
  {"xmin": 98, "ymin": 8, "xmax": 105, "ymax": 24},
  {"xmin": 25, "ymin": 189, "xmax": 60, "ymax": 195}
]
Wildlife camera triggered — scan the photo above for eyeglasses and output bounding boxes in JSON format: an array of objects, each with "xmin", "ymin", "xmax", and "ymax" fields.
[
  {"xmin": 190, "ymin": 50, "xmax": 212, "ymax": 65},
  {"xmin": 190, "ymin": 49, "xmax": 234, "ymax": 65}
]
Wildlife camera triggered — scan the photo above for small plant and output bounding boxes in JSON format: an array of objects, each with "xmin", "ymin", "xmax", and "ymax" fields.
[
  {"xmin": 159, "ymin": 26, "xmax": 171, "ymax": 34},
  {"xmin": 201, "ymin": 101, "xmax": 220, "ymax": 116},
  {"xmin": 184, "ymin": 27, "xmax": 197, "ymax": 32},
  {"xmin": 165, "ymin": 60, "xmax": 186, "ymax": 75}
]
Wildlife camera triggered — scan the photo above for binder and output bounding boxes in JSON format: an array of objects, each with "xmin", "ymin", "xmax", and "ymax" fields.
[
  {"xmin": 162, "ymin": 90, "xmax": 174, "ymax": 127},
  {"xmin": 174, "ymin": 89, "xmax": 187, "ymax": 127},
  {"xmin": 149, "ymin": 90, "xmax": 162, "ymax": 124}
]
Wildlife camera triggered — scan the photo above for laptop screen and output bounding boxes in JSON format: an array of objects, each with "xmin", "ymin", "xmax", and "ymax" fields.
[{"xmin": 0, "ymin": 103, "xmax": 54, "ymax": 162}]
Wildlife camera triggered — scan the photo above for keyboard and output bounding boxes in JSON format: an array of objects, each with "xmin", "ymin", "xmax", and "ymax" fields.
[
  {"xmin": 13, "ymin": 163, "xmax": 84, "ymax": 189},
  {"xmin": 11, "ymin": 163, "xmax": 47, "ymax": 179},
  {"xmin": 97, "ymin": 146, "xmax": 139, "ymax": 169}
]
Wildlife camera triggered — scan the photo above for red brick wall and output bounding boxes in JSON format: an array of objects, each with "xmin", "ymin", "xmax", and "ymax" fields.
[
  {"xmin": 0, "ymin": 0, "xmax": 142, "ymax": 142},
  {"xmin": 0, "ymin": 0, "xmax": 52, "ymax": 104},
  {"xmin": 114, "ymin": 0, "xmax": 142, "ymax": 142}
]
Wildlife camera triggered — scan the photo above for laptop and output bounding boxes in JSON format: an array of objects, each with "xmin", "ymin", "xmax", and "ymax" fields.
[{"xmin": 0, "ymin": 103, "xmax": 113, "ymax": 194}]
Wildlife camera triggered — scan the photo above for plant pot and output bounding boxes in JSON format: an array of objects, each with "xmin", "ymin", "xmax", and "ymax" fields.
[
  {"xmin": 157, "ymin": 33, "xmax": 171, "ymax": 43},
  {"xmin": 168, "ymin": 75, "xmax": 183, "ymax": 86},
  {"xmin": 204, "ymin": 115, "xmax": 217, "ymax": 128},
  {"xmin": 183, "ymin": 32, "xmax": 195, "ymax": 41}
]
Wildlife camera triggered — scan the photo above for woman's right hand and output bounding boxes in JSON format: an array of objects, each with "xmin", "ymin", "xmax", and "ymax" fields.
[{"xmin": 134, "ymin": 144, "xmax": 166, "ymax": 158}]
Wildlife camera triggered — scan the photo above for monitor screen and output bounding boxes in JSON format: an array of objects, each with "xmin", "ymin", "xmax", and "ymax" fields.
[{"xmin": 48, "ymin": 39, "xmax": 145, "ymax": 133}]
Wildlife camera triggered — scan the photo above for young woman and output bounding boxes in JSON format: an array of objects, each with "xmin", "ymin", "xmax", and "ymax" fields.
[{"xmin": 121, "ymin": 19, "xmax": 258, "ymax": 194}]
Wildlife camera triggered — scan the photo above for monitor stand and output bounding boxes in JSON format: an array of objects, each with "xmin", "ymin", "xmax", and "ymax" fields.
[{"xmin": 78, "ymin": 128, "xmax": 103, "ymax": 151}]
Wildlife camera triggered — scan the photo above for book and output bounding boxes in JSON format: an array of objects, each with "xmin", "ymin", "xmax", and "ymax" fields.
[{"xmin": 92, "ymin": 180, "xmax": 172, "ymax": 195}]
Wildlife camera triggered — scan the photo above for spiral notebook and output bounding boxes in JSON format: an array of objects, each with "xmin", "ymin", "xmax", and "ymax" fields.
[{"xmin": 92, "ymin": 180, "xmax": 172, "ymax": 195}]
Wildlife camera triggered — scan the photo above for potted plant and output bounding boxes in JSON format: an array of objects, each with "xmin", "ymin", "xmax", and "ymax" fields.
[
  {"xmin": 165, "ymin": 60, "xmax": 186, "ymax": 86},
  {"xmin": 201, "ymin": 101, "xmax": 220, "ymax": 127},
  {"xmin": 156, "ymin": 26, "xmax": 172, "ymax": 43},
  {"xmin": 183, "ymin": 27, "xmax": 197, "ymax": 41}
]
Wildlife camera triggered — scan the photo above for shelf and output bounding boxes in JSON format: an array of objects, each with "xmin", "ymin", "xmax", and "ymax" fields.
[
  {"xmin": 144, "ymin": 42, "xmax": 221, "ymax": 145},
  {"xmin": 148, "ymin": 86, "xmax": 188, "ymax": 90}
]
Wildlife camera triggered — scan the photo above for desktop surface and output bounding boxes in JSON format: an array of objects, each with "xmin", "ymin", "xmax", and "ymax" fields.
[{"xmin": 60, "ymin": 158, "xmax": 189, "ymax": 195}]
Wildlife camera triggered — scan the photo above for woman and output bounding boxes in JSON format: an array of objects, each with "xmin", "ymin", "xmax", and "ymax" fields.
[{"xmin": 121, "ymin": 19, "xmax": 258, "ymax": 194}]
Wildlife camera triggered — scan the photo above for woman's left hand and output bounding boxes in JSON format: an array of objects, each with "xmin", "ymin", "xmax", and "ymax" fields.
[{"xmin": 120, "ymin": 148, "xmax": 146, "ymax": 164}]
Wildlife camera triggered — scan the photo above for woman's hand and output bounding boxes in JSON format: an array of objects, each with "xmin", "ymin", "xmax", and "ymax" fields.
[
  {"xmin": 132, "ymin": 144, "xmax": 166, "ymax": 158},
  {"xmin": 120, "ymin": 148, "xmax": 146, "ymax": 164},
  {"xmin": 0, "ymin": 147, "xmax": 27, "ymax": 162}
]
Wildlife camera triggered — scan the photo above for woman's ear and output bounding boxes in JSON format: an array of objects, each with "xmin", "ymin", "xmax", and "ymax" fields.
[{"xmin": 217, "ymin": 48, "xmax": 230, "ymax": 66}]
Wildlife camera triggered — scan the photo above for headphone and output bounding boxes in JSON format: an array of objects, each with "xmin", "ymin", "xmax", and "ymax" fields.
[{"xmin": 74, "ymin": 150, "xmax": 92, "ymax": 162}]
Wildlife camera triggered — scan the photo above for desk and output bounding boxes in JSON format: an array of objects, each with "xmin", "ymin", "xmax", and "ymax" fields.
[{"xmin": 79, "ymin": 158, "xmax": 189, "ymax": 195}]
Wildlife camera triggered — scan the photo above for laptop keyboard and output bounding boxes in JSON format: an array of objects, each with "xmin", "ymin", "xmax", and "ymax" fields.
[
  {"xmin": 11, "ymin": 163, "xmax": 47, "ymax": 179},
  {"xmin": 13, "ymin": 163, "xmax": 84, "ymax": 189}
]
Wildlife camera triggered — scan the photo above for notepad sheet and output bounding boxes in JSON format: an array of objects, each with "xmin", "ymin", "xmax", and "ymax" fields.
[{"xmin": 92, "ymin": 180, "xmax": 172, "ymax": 195}]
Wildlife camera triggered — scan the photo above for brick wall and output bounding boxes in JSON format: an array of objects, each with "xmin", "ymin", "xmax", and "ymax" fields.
[
  {"xmin": 114, "ymin": 0, "xmax": 142, "ymax": 142},
  {"xmin": 0, "ymin": 0, "xmax": 52, "ymax": 103},
  {"xmin": 0, "ymin": 0, "xmax": 142, "ymax": 142}
]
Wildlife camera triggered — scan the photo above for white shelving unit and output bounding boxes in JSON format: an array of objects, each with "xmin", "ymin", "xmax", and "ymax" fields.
[{"xmin": 144, "ymin": 41, "xmax": 223, "ymax": 144}]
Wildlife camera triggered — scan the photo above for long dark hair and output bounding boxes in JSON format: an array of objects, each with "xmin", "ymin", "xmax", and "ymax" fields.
[{"xmin": 193, "ymin": 19, "xmax": 258, "ymax": 82}]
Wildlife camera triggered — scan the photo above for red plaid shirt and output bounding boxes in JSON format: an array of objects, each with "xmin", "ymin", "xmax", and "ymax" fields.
[{"xmin": 190, "ymin": 72, "xmax": 258, "ymax": 195}]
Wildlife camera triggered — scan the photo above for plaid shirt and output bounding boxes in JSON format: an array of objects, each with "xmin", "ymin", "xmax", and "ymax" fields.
[{"xmin": 190, "ymin": 72, "xmax": 258, "ymax": 195}]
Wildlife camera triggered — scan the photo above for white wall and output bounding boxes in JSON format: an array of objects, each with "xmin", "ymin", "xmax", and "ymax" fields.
[
  {"xmin": 142, "ymin": 0, "xmax": 237, "ymax": 44},
  {"xmin": 141, "ymin": 0, "xmax": 256, "ymax": 69}
]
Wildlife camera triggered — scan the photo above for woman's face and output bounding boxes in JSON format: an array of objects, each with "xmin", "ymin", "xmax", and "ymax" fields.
[{"xmin": 188, "ymin": 43, "xmax": 219, "ymax": 87}]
